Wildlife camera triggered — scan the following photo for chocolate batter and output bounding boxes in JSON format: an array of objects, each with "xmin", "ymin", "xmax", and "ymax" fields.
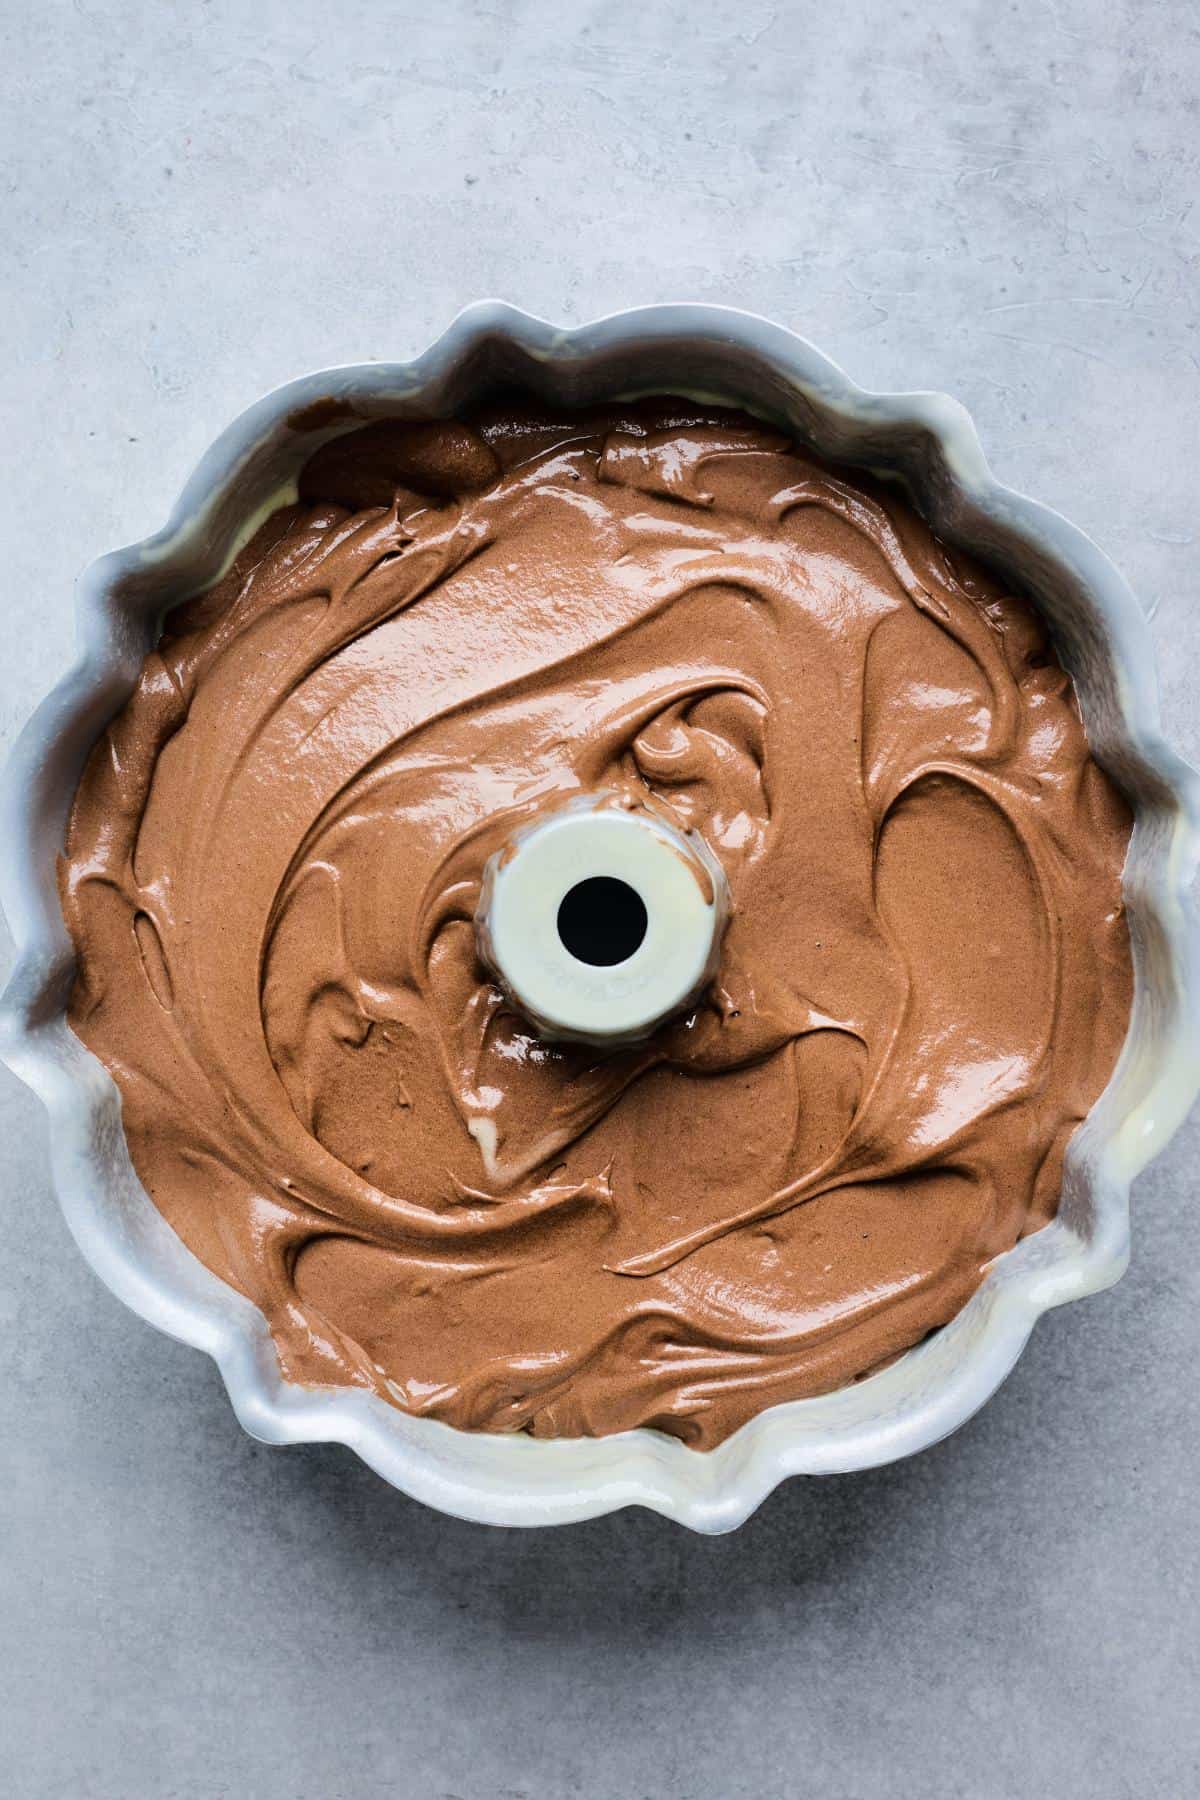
[{"xmin": 60, "ymin": 400, "xmax": 1133, "ymax": 1447}]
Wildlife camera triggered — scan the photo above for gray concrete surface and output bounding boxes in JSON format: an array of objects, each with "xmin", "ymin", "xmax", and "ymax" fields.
[{"xmin": 2, "ymin": 2, "xmax": 1198, "ymax": 1795}]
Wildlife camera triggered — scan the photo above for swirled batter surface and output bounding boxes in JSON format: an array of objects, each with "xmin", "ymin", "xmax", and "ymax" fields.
[{"xmin": 61, "ymin": 400, "xmax": 1133, "ymax": 1446}]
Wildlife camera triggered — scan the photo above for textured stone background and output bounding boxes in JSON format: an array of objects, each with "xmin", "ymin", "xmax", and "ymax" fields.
[{"xmin": 2, "ymin": 3, "xmax": 1197, "ymax": 1796}]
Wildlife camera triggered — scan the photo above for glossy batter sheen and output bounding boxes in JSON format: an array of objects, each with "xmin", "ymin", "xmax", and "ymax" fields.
[{"xmin": 60, "ymin": 400, "xmax": 1133, "ymax": 1447}]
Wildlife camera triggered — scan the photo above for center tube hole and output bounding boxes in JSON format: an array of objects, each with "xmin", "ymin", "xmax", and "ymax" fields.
[{"xmin": 557, "ymin": 877, "xmax": 649, "ymax": 968}]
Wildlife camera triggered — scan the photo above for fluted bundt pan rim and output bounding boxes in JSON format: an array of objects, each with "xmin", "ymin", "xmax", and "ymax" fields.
[{"xmin": 2, "ymin": 302, "xmax": 1196, "ymax": 1531}]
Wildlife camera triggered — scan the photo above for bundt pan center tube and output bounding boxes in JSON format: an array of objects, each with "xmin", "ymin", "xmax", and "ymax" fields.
[
  {"xmin": 2, "ymin": 304, "xmax": 1197, "ymax": 1531},
  {"xmin": 476, "ymin": 791, "xmax": 730, "ymax": 1047}
]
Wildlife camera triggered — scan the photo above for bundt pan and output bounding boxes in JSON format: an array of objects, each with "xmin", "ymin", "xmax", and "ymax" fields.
[{"xmin": 2, "ymin": 304, "xmax": 1197, "ymax": 1531}]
